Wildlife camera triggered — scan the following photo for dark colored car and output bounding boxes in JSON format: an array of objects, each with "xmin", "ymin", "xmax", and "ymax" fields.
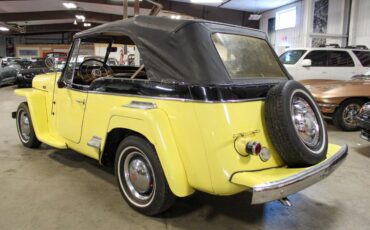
[
  {"xmin": 0, "ymin": 60, "xmax": 30, "ymax": 87},
  {"xmin": 356, "ymin": 102, "xmax": 370, "ymax": 141},
  {"xmin": 16, "ymin": 59, "xmax": 50, "ymax": 88}
]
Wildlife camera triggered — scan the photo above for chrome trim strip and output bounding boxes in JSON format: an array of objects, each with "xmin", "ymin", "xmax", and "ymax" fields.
[
  {"xmin": 87, "ymin": 136, "xmax": 102, "ymax": 150},
  {"xmin": 318, "ymin": 103, "xmax": 338, "ymax": 108},
  {"xmin": 124, "ymin": 101, "xmax": 157, "ymax": 110},
  {"xmin": 232, "ymin": 145, "xmax": 348, "ymax": 204},
  {"xmin": 87, "ymin": 90, "xmax": 266, "ymax": 103}
]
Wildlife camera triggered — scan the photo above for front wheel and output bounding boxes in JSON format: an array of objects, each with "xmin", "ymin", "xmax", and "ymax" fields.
[
  {"xmin": 16, "ymin": 102, "xmax": 41, "ymax": 148},
  {"xmin": 115, "ymin": 136, "xmax": 175, "ymax": 216},
  {"xmin": 333, "ymin": 99, "xmax": 364, "ymax": 131}
]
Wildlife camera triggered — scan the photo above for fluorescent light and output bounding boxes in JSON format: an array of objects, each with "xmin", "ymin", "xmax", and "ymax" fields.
[
  {"xmin": 190, "ymin": 0, "xmax": 223, "ymax": 3},
  {"xmin": 0, "ymin": 26, "xmax": 9, "ymax": 31},
  {"xmin": 63, "ymin": 2, "xmax": 77, "ymax": 9},
  {"xmin": 83, "ymin": 23, "xmax": 91, "ymax": 27},
  {"xmin": 170, "ymin": 15, "xmax": 181, "ymax": 20},
  {"xmin": 249, "ymin": 14, "xmax": 262, "ymax": 20},
  {"xmin": 75, "ymin": 14, "xmax": 86, "ymax": 22}
]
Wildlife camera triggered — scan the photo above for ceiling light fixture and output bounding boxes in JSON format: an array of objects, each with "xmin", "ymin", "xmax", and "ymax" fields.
[
  {"xmin": 248, "ymin": 14, "xmax": 262, "ymax": 20},
  {"xmin": 75, "ymin": 14, "xmax": 86, "ymax": 22},
  {"xmin": 170, "ymin": 15, "xmax": 181, "ymax": 20},
  {"xmin": 63, "ymin": 2, "xmax": 77, "ymax": 9},
  {"xmin": 83, "ymin": 23, "xmax": 91, "ymax": 27},
  {"xmin": 0, "ymin": 26, "xmax": 10, "ymax": 32},
  {"xmin": 190, "ymin": 0, "xmax": 223, "ymax": 3}
]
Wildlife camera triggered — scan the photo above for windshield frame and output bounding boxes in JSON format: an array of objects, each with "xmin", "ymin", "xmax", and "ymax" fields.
[{"xmin": 210, "ymin": 32, "xmax": 289, "ymax": 82}]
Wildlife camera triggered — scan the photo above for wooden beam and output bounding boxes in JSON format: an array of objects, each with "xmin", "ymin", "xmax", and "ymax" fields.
[
  {"xmin": 19, "ymin": 22, "xmax": 101, "ymax": 33},
  {"xmin": 0, "ymin": 11, "xmax": 122, "ymax": 22}
]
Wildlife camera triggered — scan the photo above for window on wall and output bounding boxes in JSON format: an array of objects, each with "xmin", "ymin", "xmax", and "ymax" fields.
[{"xmin": 275, "ymin": 7, "xmax": 296, "ymax": 30}]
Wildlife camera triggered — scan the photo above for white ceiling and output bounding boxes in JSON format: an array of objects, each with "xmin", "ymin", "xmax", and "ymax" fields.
[
  {"xmin": 0, "ymin": 0, "xmax": 149, "ymax": 15},
  {"xmin": 172, "ymin": 0, "xmax": 298, "ymax": 12}
]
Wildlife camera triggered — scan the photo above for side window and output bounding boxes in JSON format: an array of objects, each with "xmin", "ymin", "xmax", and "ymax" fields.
[
  {"xmin": 304, "ymin": 51, "xmax": 328, "ymax": 66},
  {"xmin": 328, "ymin": 51, "xmax": 354, "ymax": 67},
  {"xmin": 353, "ymin": 51, "xmax": 370, "ymax": 67},
  {"xmin": 63, "ymin": 39, "xmax": 81, "ymax": 84}
]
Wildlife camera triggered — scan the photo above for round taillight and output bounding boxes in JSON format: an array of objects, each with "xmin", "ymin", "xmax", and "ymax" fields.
[{"xmin": 246, "ymin": 141, "xmax": 262, "ymax": 155}]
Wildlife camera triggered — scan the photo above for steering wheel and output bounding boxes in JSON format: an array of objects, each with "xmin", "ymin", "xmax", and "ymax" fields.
[{"xmin": 78, "ymin": 59, "xmax": 113, "ymax": 84}]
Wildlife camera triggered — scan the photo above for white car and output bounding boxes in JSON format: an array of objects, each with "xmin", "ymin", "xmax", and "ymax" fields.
[{"xmin": 279, "ymin": 47, "xmax": 370, "ymax": 81}]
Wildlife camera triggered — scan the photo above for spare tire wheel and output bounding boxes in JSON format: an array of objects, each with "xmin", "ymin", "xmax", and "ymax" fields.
[{"xmin": 265, "ymin": 80, "xmax": 328, "ymax": 167}]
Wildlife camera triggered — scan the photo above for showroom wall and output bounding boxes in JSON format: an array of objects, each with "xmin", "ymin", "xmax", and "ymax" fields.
[
  {"xmin": 0, "ymin": 36, "xmax": 5, "ymax": 57},
  {"xmin": 260, "ymin": 1, "xmax": 305, "ymax": 54},
  {"xmin": 349, "ymin": 0, "xmax": 370, "ymax": 47},
  {"xmin": 260, "ymin": 0, "xmax": 351, "ymax": 54}
]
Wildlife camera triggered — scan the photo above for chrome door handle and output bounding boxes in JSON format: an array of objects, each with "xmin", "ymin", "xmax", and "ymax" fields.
[{"xmin": 76, "ymin": 99, "xmax": 85, "ymax": 105}]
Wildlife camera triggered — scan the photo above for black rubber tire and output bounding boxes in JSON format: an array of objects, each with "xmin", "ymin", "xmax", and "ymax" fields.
[
  {"xmin": 333, "ymin": 99, "xmax": 365, "ymax": 131},
  {"xmin": 115, "ymin": 136, "xmax": 175, "ymax": 216},
  {"xmin": 265, "ymin": 80, "xmax": 328, "ymax": 167},
  {"xmin": 16, "ymin": 102, "xmax": 42, "ymax": 148}
]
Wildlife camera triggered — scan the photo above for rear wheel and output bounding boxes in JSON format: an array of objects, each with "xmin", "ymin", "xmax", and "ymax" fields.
[
  {"xmin": 115, "ymin": 136, "xmax": 175, "ymax": 216},
  {"xmin": 333, "ymin": 99, "xmax": 364, "ymax": 131},
  {"xmin": 16, "ymin": 102, "xmax": 41, "ymax": 148}
]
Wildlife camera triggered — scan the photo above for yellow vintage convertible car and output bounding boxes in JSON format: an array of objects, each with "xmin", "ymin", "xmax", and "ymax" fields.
[{"xmin": 13, "ymin": 16, "xmax": 348, "ymax": 216}]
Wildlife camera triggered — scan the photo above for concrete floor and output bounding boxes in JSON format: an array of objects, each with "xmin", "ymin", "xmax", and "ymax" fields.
[{"xmin": 0, "ymin": 85, "xmax": 370, "ymax": 230}]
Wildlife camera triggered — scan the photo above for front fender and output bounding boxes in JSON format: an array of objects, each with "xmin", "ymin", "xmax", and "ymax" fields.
[
  {"xmin": 14, "ymin": 89, "xmax": 66, "ymax": 149},
  {"xmin": 105, "ymin": 106, "xmax": 194, "ymax": 197}
]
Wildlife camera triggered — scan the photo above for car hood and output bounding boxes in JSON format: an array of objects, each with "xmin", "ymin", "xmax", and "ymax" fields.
[{"xmin": 300, "ymin": 79, "xmax": 370, "ymax": 99}]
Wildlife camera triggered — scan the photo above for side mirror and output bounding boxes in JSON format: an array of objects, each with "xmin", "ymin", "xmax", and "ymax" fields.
[
  {"xmin": 301, "ymin": 59, "xmax": 312, "ymax": 67},
  {"xmin": 45, "ymin": 57, "xmax": 56, "ymax": 71}
]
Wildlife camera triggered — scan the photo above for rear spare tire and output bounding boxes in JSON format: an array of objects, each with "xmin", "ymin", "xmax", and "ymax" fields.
[{"xmin": 265, "ymin": 80, "xmax": 328, "ymax": 167}]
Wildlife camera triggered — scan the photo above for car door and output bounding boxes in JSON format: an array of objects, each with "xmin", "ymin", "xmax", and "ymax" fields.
[
  {"xmin": 295, "ymin": 50, "xmax": 330, "ymax": 80},
  {"xmin": 325, "ymin": 51, "xmax": 356, "ymax": 80},
  {"xmin": 55, "ymin": 39, "xmax": 88, "ymax": 143}
]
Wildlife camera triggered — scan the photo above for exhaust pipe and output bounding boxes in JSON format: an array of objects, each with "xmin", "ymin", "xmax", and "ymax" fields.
[{"xmin": 279, "ymin": 197, "xmax": 292, "ymax": 207}]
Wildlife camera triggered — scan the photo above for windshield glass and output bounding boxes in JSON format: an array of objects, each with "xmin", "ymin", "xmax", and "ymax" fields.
[
  {"xmin": 9, "ymin": 60, "xmax": 31, "ymax": 69},
  {"xmin": 279, "ymin": 50, "xmax": 307, "ymax": 64},
  {"xmin": 212, "ymin": 33, "xmax": 287, "ymax": 79},
  {"xmin": 29, "ymin": 60, "xmax": 47, "ymax": 68}
]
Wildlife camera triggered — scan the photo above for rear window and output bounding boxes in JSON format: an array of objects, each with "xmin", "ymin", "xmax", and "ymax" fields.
[
  {"xmin": 211, "ymin": 33, "xmax": 287, "ymax": 79},
  {"xmin": 279, "ymin": 50, "xmax": 306, "ymax": 64},
  {"xmin": 353, "ymin": 51, "xmax": 370, "ymax": 67}
]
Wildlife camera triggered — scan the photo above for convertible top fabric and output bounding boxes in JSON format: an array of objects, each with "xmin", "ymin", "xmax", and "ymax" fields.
[{"xmin": 75, "ymin": 16, "xmax": 268, "ymax": 85}]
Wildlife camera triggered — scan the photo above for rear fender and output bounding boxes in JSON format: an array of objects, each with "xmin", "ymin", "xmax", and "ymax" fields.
[{"xmin": 105, "ymin": 106, "xmax": 194, "ymax": 197}]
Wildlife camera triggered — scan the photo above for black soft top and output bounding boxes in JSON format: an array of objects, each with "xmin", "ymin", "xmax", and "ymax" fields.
[{"xmin": 74, "ymin": 16, "xmax": 268, "ymax": 85}]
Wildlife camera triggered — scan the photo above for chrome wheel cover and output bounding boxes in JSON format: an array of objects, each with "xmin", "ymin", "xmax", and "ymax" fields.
[
  {"xmin": 122, "ymin": 149, "xmax": 155, "ymax": 204},
  {"xmin": 291, "ymin": 96, "xmax": 320, "ymax": 148},
  {"xmin": 343, "ymin": 103, "xmax": 361, "ymax": 128},
  {"xmin": 18, "ymin": 110, "xmax": 31, "ymax": 142}
]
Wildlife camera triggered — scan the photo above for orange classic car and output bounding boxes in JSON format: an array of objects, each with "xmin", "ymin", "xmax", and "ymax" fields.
[{"xmin": 301, "ymin": 74, "xmax": 370, "ymax": 131}]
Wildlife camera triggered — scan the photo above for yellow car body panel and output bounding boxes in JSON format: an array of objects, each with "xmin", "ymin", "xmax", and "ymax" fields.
[
  {"xmin": 15, "ymin": 73, "xmax": 346, "ymax": 199},
  {"xmin": 231, "ymin": 143, "xmax": 341, "ymax": 187}
]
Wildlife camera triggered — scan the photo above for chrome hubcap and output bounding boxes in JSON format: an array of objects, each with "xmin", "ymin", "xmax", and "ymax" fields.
[
  {"xmin": 18, "ymin": 110, "xmax": 31, "ymax": 142},
  {"xmin": 291, "ymin": 96, "xmax": 320, "ymax": 148},
  {"xmin": 343, "ymin": 104, "xmax": 361, "ymax": 127},
  {"xmin": 123, "ymin": 151, "xmax": 154, "ymax": 202}
]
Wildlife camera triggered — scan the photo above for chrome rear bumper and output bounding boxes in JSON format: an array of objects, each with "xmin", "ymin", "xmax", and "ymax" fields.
[{"xmin": 233, "ymin": 145, "xmax": 348, "ymax": 204}]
